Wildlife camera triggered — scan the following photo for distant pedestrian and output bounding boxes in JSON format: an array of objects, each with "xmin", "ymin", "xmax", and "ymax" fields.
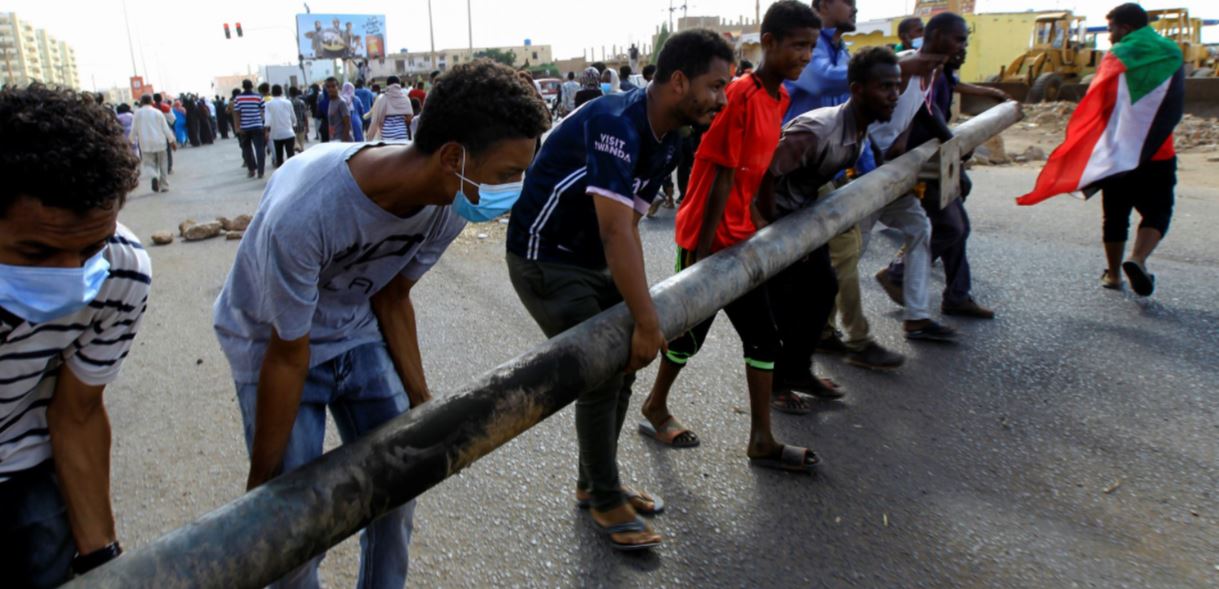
[
  {"xmin": 266, "ymin": 84, "xmax": 297, "ymax": 167},
  {"xmin": 559, "ymin": 71, "xmax": 579, "ymax": 116},
  {"xmin": 367, "ymin": 75, "xmax": 414, "ymax": 141},
  {"xmin": 234, "ymin": 79, "xmax": 267, "ymax": 178},
  {"xmin": 116, "ymin": 102, "xmax": 137, "ymax": 155},
  {"xmin": 131, "ymin": 94, "xmax": 176, "ymax": 192},
  {"xmin": 341, "ymin": 82, "xmax": 366, "ymax": 142},
  {"xmin": 289, "ymin": 86, "xmax": 310, "ymax": 152},
  {"xmin": 326, "ymin": 78, "xmax": 352, "ymax": 142},
  {"xmin": 197, "ymin": 97, "xmax": 215, "ymax": 145},
  {"xmin": 354, "ymin": 79, "xmax": 375, "ymax": 131},
  {"xmin": 408, "ymin": 80, "xmax": 427, "ymax": 107},
  {"xmin": 618, "ymin": 65, "xmax": 637, "ymax": 91},
  {"xmin": 172, "ymin": 100, "xmax": 188, "ymax": 146},
  {"xmin": 574, "ymin": 67, "xmax": 603, "ymax": 109},
  {"xmin": 215, "ymin": 95, "xmax": 230, "ymax": 139},
  {"xmin": 184, "ymin": 97, "xmax": 201, "ymax": 147}
]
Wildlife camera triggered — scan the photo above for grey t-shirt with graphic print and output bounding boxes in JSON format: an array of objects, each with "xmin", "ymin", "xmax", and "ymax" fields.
[{"xmin": 213, "ymin": 142, "xmax": 466, "ymax": 383}]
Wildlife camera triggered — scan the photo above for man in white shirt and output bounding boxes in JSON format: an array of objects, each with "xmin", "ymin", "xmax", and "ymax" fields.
[
  {"xmin": 266, "ymin": 84, "xmax": 298, "ymax": 168},
  {"xmin": 129, "ymin": 94, "xmax": 176, "ymax": 193}
]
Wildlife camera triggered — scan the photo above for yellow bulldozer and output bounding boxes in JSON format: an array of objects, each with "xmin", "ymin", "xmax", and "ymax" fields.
[
  {"xmin": 1147, "ymin": 8, "xmax": 1214, "ymax": 77},
  {"xmin": 987, "ymin": 12, "xmax": 1102, "ymax": 102}
]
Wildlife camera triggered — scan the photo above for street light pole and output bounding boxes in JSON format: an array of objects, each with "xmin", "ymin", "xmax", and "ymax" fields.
[
  {"xmin": 467, "ymin": 0, "xmax": 473, "ymax": 51},
  {"xmin": 427, "ymin": 0, "xmax": 436, "ymax": 70},
  {"xmin": 121, "ymin": 0, "xmax": 137, "ymax": 77}
]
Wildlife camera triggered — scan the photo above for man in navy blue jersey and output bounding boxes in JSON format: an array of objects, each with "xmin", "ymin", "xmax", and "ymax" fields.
[{"xmin": 506, "ymin": 29, "xmax": 733, "ymax": 551}]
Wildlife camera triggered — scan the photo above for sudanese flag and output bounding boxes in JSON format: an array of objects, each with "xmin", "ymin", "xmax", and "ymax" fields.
[{"xmin": 1017, "ymin": 26, "xmax": 1184, "ymax": 205}]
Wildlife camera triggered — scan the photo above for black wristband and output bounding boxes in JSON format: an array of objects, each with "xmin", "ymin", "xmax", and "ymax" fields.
[{"xmin": 72, "ymin": 541, "xmax": 123, "ymax": 576}]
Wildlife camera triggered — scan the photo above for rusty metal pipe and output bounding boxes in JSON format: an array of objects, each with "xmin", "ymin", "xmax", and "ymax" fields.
[{"xmin": 72, "ymin": 102, "xmax": 1022, "ymax": 589}]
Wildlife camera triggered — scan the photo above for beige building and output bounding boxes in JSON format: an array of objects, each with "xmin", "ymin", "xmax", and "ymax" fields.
[
  {"xmin": 370, "ymin": 44, "xmax": 554, "ymax": 79},
  {"xmin": 0, "ymin": 12, "xmax": 79, "ymax": 88}
]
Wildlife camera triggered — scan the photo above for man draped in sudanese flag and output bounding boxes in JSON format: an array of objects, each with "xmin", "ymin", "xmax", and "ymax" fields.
[{"xmin": 1018, "ymin": 3, "xmax": 1184, "ymax": 297}]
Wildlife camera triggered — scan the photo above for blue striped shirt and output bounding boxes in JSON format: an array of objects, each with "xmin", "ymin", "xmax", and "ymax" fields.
[
  {"xmin": 234, "ymin": 91, "xmax": 265, "ymax": 130},
  {"xmin": 381, "ymin": 114, "xmax": 409, "ymax": 140}
]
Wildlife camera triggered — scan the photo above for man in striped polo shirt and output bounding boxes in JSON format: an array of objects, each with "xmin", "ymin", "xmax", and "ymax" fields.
[
  {"xmin": 0, "ymin": 85, "xmax": 150, "ymax": 586},
  {"xmin": 234, "ymin": 79, "xmax": 267, "ymax": 179}
]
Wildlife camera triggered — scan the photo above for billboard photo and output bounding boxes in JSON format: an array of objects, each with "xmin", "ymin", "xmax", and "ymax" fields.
[{"xmin": 297, "ymin": 14, "xmax": 386, "ymax": 60}]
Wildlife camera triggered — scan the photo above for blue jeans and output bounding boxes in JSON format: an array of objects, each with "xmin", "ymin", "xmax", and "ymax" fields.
[
  {"xmin": 236, "ymin": 342, "xmax": 415, "ymax": 589},
  {"xmin": 0, "ymin": 460, "xmax": 74, "ymax": 588}
]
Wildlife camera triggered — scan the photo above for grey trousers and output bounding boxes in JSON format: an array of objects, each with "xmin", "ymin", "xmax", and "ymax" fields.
[
  {"xmin": 860, "ymin": 194, "xmax": 932, "ymax": 321},
  {"xmin": 506, "ymin": 253, "xmax": 631, "ymax": 512},
  {"xmin": 141, "ymin": 150, "xmax": 169, "ymax": 186}
]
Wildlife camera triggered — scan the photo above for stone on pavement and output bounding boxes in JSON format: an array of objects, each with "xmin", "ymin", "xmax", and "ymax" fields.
[
  {"xmin": 182, "ymin": 221, "xmax": 222, "ymax": 241},
  {"xmin": 150, "ymin": 231, "xmax": 174, "ymax": 245}
]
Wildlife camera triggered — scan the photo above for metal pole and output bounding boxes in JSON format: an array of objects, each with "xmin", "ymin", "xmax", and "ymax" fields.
[
  {"xmin": 427, "ymin": 0, "xmax": 436, "ymax": 70},
  {"xmin": 467, "ymin": 0, "xmax": 473, "ymax": 51},
  {"xmin": 121, "ymin": 0, "xmax": 137, "ymax": 77},
  {"xmin": 70, "ymin": 102, "xmax": 1023, "ymax": 589}
]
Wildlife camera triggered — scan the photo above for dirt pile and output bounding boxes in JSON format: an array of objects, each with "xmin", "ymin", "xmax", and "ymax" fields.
[{"xmin": 1011, "ymin": 102, "xmax": 1218, "ymax": 151}]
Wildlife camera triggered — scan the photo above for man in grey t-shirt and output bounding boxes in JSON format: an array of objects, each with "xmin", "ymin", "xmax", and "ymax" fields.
[{"xmin": 212, "ymin": 61, "xmax": 551, "ymax": 588}]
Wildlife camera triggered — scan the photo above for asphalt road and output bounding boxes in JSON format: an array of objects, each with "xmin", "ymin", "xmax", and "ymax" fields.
[{"xmin": 104, "ymin": 137, "xmax": 1218, "ymax": 588}]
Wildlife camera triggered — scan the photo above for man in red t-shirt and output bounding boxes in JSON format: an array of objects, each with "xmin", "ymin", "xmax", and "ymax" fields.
[
  {"xmin": 408, "ymin": 81, "xmax": 427, "ymax": 107},
  {"xmin": 638, "ymin": 1, "xmax": 824, "ymax": 472}
]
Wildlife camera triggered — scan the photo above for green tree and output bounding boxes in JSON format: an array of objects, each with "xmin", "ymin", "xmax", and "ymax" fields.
[
  {"xmin": 529, "ymin": 63, "xmax": 559, "ymax": 77},
  {"xmin": 653, "ymin": 23, "xmax": 672, "ymax": 56},
  {"xmin": 474, "ymin": 48, "xmax": 516, "ymax": 67}
]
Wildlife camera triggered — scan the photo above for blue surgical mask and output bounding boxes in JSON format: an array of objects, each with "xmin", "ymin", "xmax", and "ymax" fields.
[
  {"xmin": 452, "ymin": 147, "xmax": 523, "ymax": 223},
  {"xmin": 600, "ymin": 82, "xmax": 612, "ymax": 94},
  {"xmin": 911, "ymin": 37, "xmax": 924, "ymax": 50},
  {"xmin": 0, "ymin": 248, "xmax": 111, "ymax": 324}
]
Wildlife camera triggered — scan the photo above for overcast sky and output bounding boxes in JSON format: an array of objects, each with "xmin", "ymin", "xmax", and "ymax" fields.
[{"xmin": 6, "ymin": 0, "xmax": 1215, "ymax": 94}]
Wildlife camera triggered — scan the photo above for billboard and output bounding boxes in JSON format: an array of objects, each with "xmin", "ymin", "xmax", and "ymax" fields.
[
  {"xmin": 130, "ymin": 76, "xmax": 154, "ymax": 100},
  {"xmin": 296, "ymin": 14, "xmax": 386, "ymax": 60}
]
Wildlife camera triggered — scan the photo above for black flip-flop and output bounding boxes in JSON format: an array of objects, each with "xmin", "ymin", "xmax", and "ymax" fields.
[
  {"xmin": 1122, "ymin": 261, "xmax": 1155, "ymax": 296},
  {"xmin": 749, "ymin": 445, "xmax": 818, "ymax": 473},
  {"xmin": 595, "ymin": 516, "xmax": 661, "ymax": 551}
]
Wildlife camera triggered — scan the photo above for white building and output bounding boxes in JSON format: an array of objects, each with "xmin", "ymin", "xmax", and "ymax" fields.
[
  {"xmin": 0, "ymin": 12, "xmax": 79, "ymax": 88},
  {"xmin": 260, "ymin": 61, "xmax": 337, "ymax": 89}
]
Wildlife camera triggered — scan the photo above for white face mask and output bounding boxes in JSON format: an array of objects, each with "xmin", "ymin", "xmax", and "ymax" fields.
[{"xmin": 911, "ymin": 37, "xmax": 924, "ymax": 50}]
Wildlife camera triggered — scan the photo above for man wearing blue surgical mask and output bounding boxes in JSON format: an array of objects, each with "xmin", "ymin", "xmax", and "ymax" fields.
[
  {"xmin": 0, "ymin": 85, "xmax": 148, "ymax": 587},
  {"xmin": 895, "ymin": 17, "xmax": 924, "ymax": 52},
  {"xmin": 212, "ymin": 60, "xmax": 549, "ymax": 589}
]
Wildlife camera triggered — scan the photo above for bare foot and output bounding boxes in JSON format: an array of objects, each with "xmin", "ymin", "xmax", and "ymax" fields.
[{"xmin": 577, "ymin": 486, "xmax": 660, "ymax": 514}]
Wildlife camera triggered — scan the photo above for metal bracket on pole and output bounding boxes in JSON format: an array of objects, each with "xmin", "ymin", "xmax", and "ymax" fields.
[{"xmin": 917, "ymin": 136, "xmax": 961, "ymax": 209}]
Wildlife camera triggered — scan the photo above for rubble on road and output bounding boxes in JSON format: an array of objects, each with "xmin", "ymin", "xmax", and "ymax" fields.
[
  {"xmin": 218, "ymin": 214, "xmax": 252, "ymax": 232},
  {"xmin": 182, "ymin": 221, "xmax": 223, "ymax": 241},
  {"xmin": 1014, "ymin": 103, "xmax": 1219, "ymax": 151},
  {"xmin": 225, "ymin": 231, "xmax": 244, "ymax": 241},
  {"xmin": 150, "ymin": 231, "xmax": 174, "ymax": 245}
]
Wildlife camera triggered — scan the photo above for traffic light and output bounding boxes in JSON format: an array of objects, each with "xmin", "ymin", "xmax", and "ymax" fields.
[
  {"xmin": 236, "ymin": 22, "xmax": 243, "ymax": 38},
  {"xmin": 223, "ymin": 23, "xmax": 231, "ymax": 39}
]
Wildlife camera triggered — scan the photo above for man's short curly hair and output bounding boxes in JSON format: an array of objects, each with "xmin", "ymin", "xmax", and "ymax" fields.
[
  {"xmin": 414, "ymin": 60, "xmax": 551, "ymax": 156},
  {"xmin": 848, "ymin": 46, "xmax": 900, "ymax": 85},
  {"xmin": 0, "ymin": 84, "xmax": 139, "ymax": 216}
]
